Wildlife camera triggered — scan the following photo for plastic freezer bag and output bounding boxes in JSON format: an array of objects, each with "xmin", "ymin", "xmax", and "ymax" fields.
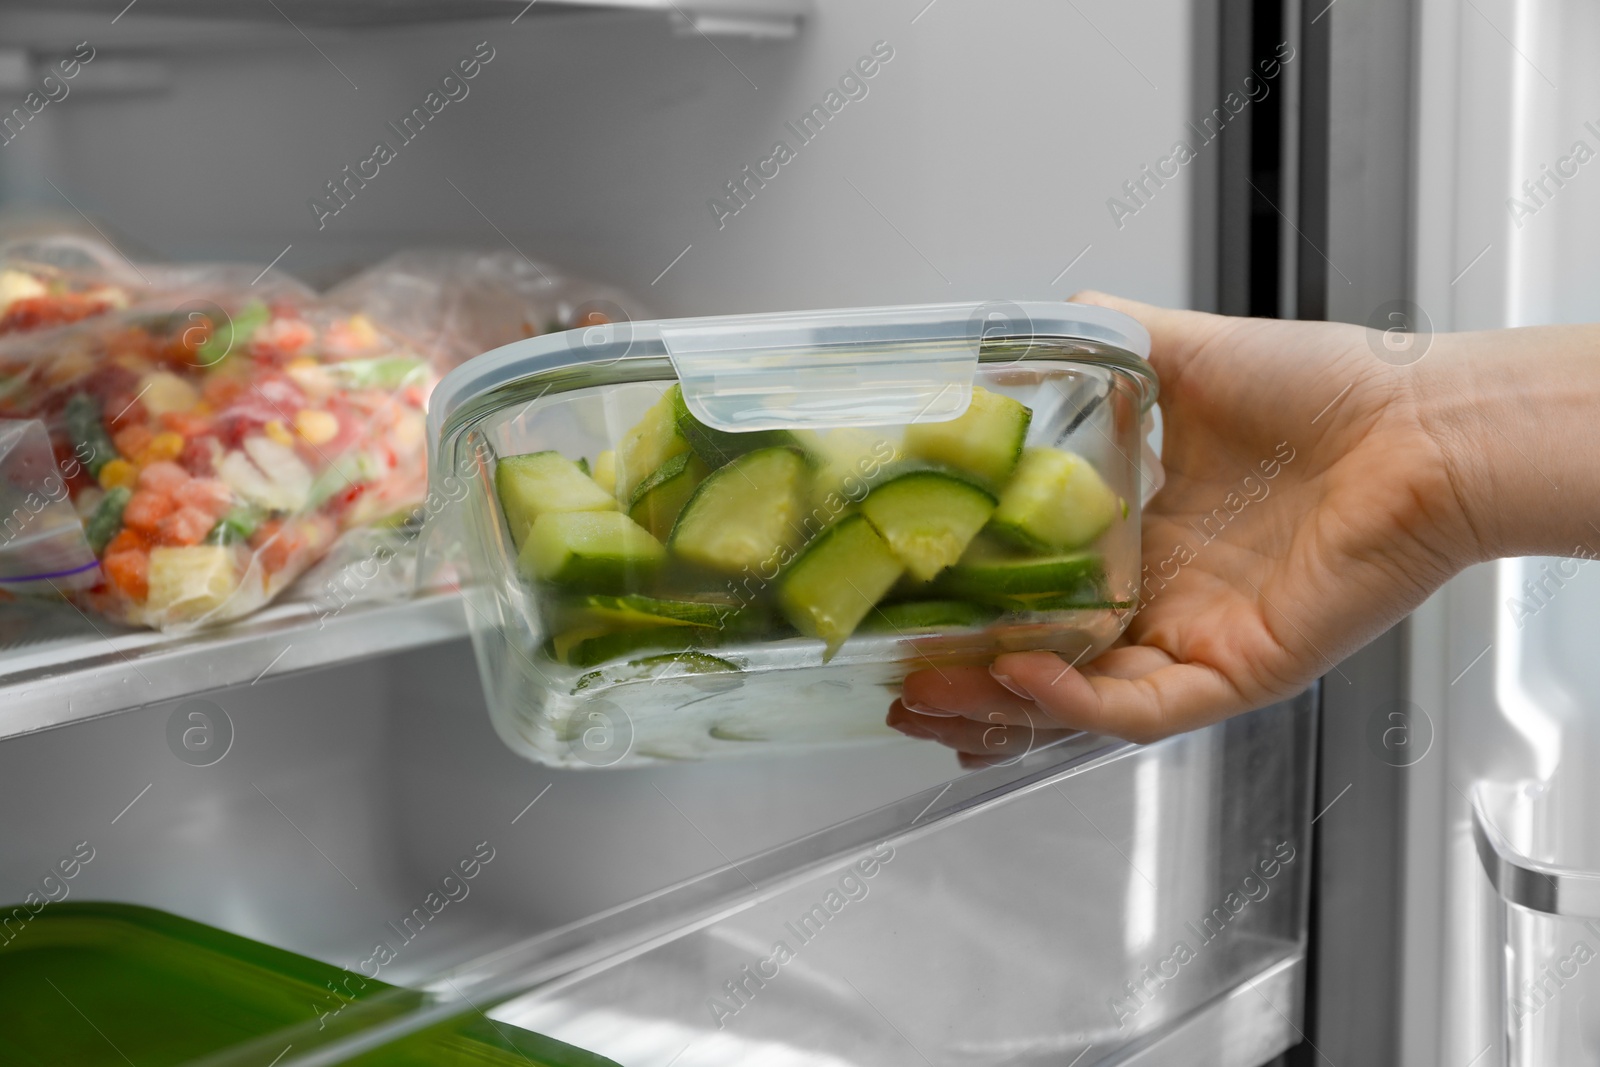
[
  {"xmin": 326, "ymin": 250, "xmax": 650, "ymax": 372},
  {"xmin": 0, "ymin": 233, "xmax": 313, "ymax": 340},
  {"xmin": 0, "ymin": 235, "xmax": 142, "ymax": 337},
  {"xmin": 0, "ymin": 291, "xmax": 432, "ymax": 630},
  {"xmin": 0, "ymin": 418, "xmax": 100, "ymax": 594}
]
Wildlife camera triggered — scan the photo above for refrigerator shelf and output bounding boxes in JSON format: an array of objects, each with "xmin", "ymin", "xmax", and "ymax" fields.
[
  {"xmin": 3, "ymin": 0, "xmax": 807, "ymax": 35},
  {"xmin": 0, "ymin": 588, "xmax": 469, "ymax": 742}
]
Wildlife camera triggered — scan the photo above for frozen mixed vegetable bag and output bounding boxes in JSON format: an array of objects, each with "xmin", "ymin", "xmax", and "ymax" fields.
[{"xmin": 0, "ymin": 290, "xmax": 432, "ymax": 630}]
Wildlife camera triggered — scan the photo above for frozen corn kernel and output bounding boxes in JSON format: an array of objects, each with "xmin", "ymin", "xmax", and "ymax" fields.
[
  {"xmin": 98, "ymin": 458, "xmax": 138, "ymax": 490},
  {"xmin": 294, "ymin": 409, "xmax": 339, "ymax": 446},
  {"xmin": 285, "ymin": 358, "xmax": 335, "ymax": 401},
  {"xmin": 0, "ymin": 269, "xmax": 47, "ymax": 310},
  {"xmin": 138, "ymin": 371, "xmax": 202, "ymax": 417},
  {"xmin": 264, "ymin": 420, "xmax": 293, "ymax": 447},
  {"xmin": 141, "ymin": 432, "xmax": 185, "ymax": 464}
]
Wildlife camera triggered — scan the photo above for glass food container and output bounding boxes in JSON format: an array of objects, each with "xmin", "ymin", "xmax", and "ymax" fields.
[{"xmin": 427, "ymin": 302, "xmax": 1160, "ymax": 768}]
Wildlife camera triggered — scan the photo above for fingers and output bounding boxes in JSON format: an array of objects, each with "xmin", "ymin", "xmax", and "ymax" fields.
[
  {"xmin": 988, "ymin": 649, "xmax": 1247, "ymax": 743},
  {"xmin": 886, "ymin": 700, "xmax": 1078, "ymax": 765},
  {"xmin": 901, "ymin": 665, "xmax": 1042, "ymax": 726},
  {"xmin": 899, "ymin": 648, "xmax": 1250, "ymax": 745}
]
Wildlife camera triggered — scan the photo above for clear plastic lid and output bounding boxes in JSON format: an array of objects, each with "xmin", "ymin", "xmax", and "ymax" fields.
[{"xmin": 427, "ymin": 301, "xmax": 1154, "ymax": 470}]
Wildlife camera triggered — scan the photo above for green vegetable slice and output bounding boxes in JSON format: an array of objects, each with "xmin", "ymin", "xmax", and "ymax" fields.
[
  {"xmin": 519, "ymin": 511, "xmax": 664, "ymax": 589},
  {"xmin": 568, "ymin": 593, "xmax": 742, "ymax": 629},
  {"xmin": 628, "ymin": 451, "xmax": 710, "ymax": 540},
  {"xmin": 552, "ymin": 625, "xmax": 710, "ymax": 668},
  {"xmin": 861, "ymin": 599, "xmax": 999, "ymax": 633},
  {"xmin": 673, "ymin": 386, "xmax": 798, "ymax": 469},
  {"xmin": 84, "ymin": 487, "xmax": 131, "ymax": 554},
  {"xmin": 496, "ymin": 450, "xmax": 616, "ymax": 550},
  {"xmin": 669, "ymin": 447, "xmax": 808, "ymax": 575},
  {"xmin": 902, "ymin": 386, "xmax": 1031, "ymax": 486},
  {"xmin": 989, "ymin": 446, "xmax": 1119, "ymax": 551},
  {"xmin": 859, "ymin": 469, "xmax": 996, "ymax": 581},
  {"xmin": 65, "ymin": 393, "xmax": 118, "ymax": 477},
  {"xmin": 776, "ymin": 514, "xmax": 904, "ymax": 657},
  {"xmin": 934, "ymin": 547, "xmax": 1105, "ymax": 597},
  {"xmin": 325, "ymin": 355, "xmax": 430, "ymax": 389},
  {"xmin": 792, "ymin": 427, "xmax": 900, "ymax": 510},
  {"xmin": 196, "ymin": 301, "xmax": 270, "ymax": 366},
  {"xmin": 204, "ymin": 505, "xmax": 265, "ymax": 546},
  {"xmin": 575, "ymin": 651, "xmax": 740, "ymax": 690},
  {"xmin": 983, "ymin": 592, "xmax": 1133, "ymax": 612},
  {"xmin": 616, "ymin": 387, "xmax": 691, "ymax": 500}
]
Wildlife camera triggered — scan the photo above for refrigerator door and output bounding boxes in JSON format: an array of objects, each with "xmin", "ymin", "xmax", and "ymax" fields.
[{"xmin": 1398, "ymin": 0, "xmax": 1600, "ymax": 1064}]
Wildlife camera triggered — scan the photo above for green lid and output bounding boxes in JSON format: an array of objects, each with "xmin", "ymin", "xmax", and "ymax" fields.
[{"xmin": 0, "ymin": 902, "xmax": 617, "ymax": 1067}]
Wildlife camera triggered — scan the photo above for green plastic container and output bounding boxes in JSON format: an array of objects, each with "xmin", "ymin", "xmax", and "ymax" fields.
[{"xmin": 0, "ymin": 902, "xmax": 617, "ymax": 1067}]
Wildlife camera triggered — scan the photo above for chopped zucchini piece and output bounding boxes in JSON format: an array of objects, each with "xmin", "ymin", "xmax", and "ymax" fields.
[
  {"xmin": 519, "ymin": 511, "xmax": 665, "ymax": 589},
  {"xmin": 592, "ymin": 449, "xmax": 618, "ymax": 495},
  {"xmin": 902, "ymin": 385, "xmax": 1031, "ymax": 486},
  {"xmin": 793, "ymin": 427, "xmax": 900, "ymax": 510},
  {"xmin": 616, "ymin": 388, "xmax": 691, "ymax": 499},
  {"xmin": 554, "ymin": 625, "xmax": 709, "ymax": 668},
  {"xmin": 146, "ymin": 546, "xmax": 239, "ymax": 619},
  {"xmin": 568, "ymin": 592, "xmax": 741, "ymax": 629},
  {"xmin": 673, "ymin": 386, "xmax": 798, "ymax": 468},
  {"xmin": 669, "ymin": 447, "xmax": 808, "ymax": 575},
  {"xmin": 935, "ymin": 545, "xmax": 1105, "ymax": 597},
  {"xmin": 989, "ymin": 447, "xmax": 1118, "ymax": 551},
  {"xmin": 575, "ymin": 651, "xmax": 739, "ymax": 690},
  {"xmin": 776, "ymin": 514, "xmax": 904, "ymax": 657},
  {"xmin": 628, "ymin": 451, "xmax": 710, "ymax": 540},
  {"xmin": 861, "ymin": 599, "xmax": 999, "ymax": 633},
  {"xmin": 859, "ymin": 469, "xmax": 996, "ymax": 581},
  {"xmin": 983, "ymin": 591, "xmax": 1132, "ymax": 612},
  {"xmin": 495, "ymin": 450, "xmax": 616, "ymax": 551}
]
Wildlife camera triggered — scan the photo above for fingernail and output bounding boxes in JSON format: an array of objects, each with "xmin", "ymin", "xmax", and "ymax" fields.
[
  {"xmin": 904, "ymin": 701, "xmax": 960, "ymax": 717},
  {"xmin": 991, "ymin": 671, "xmax": 1035, "ymax": 700}
]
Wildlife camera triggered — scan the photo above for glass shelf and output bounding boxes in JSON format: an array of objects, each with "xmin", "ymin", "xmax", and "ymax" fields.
[
  {"xmin": 0, "ymin": 587, "xmax": 469, "ymax": 742},
  {"xmin": 4, "ymin": 0, "xmax": 807, "ymax": 36}
]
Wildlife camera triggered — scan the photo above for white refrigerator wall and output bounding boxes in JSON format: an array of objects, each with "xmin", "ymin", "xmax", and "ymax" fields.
[{"xmin": 0, "ymin": 0, "xmax": 1195, "ymax": 315}]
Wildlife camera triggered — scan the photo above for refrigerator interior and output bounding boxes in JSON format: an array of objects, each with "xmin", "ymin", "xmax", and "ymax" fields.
[
  {"xmin": 0, "ymin": 1, "xmax": 1320, "ymax": 1064},
  {"xmin": 0, "ymin": 0, "xmax": 1195, "ymax": 310}
]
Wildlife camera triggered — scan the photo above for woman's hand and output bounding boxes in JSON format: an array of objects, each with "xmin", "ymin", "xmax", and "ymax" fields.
[{"xmin": 893, "ymin": 291, "xmax": 1485, "ymax": 750}]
